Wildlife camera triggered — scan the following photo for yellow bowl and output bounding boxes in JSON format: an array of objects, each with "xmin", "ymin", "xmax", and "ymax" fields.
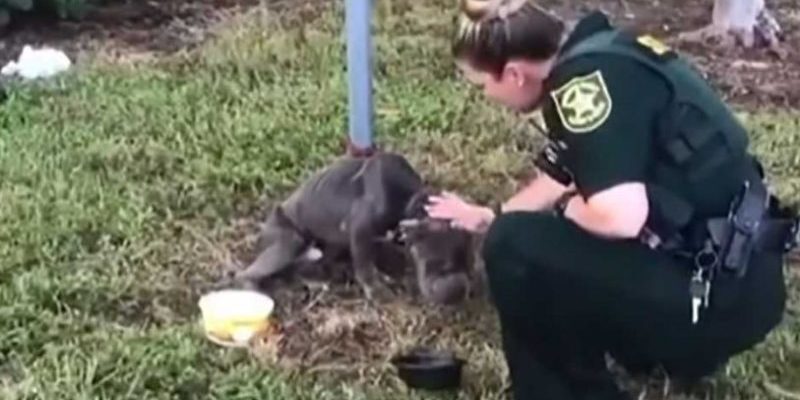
[{"xmin": 198, "ymin": 289, "xmax": 275, "ymax": 347}]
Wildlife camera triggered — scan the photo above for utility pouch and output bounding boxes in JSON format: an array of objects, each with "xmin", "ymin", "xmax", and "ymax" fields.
[
  {"xmin": 706, "ymin": 170, "xmax": 769, "ymax": 278},
  {"xmin": 533, "ymin": 141, "xmax": 574, "ymax": 186}
]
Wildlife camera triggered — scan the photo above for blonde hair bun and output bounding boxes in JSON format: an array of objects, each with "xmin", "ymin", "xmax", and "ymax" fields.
[{"xmin": 460, "ymin": 0, "xmax": 530, "ymax": 22}]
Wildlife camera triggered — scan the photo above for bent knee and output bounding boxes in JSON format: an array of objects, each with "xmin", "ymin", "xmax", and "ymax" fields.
[{"xmin": 482, "ymin": 211, "xmax": 564, "ymax": 282}]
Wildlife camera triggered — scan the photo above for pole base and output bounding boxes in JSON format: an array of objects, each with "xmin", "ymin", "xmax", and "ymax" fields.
[{"xmin": 345, "ymin": 137, "xmax": 378, "ymax": 158}]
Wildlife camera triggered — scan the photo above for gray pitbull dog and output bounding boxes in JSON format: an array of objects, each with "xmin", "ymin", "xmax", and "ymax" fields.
[{"xmin": 233, "ymin": 152, "xmax": 473, "ymax": 304}]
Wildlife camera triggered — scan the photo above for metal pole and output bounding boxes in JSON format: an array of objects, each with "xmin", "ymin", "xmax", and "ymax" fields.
[{"xmin": 345, "ymin": 0, "xmax": 374, "ymax": 155}]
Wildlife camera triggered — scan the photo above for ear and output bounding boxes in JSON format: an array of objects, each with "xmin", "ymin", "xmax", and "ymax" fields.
[
  {"xmin": 503, "ymin": 62, "xmax": 525, "ymax": 87},
  {"xmin": 403, "ymin": 189, "xmax": 434, "ymax": 219}
]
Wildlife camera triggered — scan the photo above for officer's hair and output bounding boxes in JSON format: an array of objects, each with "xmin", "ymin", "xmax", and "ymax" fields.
[{"xmin": 453, "ymin": 0, "xmax": 564, "ymax": 76}]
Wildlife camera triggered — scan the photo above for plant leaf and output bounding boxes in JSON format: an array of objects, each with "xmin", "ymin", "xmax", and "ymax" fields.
[{"xmin": 4, "ymin": 0, "xmax": 33, "ymax": 11}]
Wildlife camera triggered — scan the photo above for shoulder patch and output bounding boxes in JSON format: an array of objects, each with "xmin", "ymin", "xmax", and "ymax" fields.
[{"xmin": 549, "ymin": 70, "xmax": 612, "ymax": 134}]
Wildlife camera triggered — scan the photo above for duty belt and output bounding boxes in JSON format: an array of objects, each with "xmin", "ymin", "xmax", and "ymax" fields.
[
  {"xmin": 639, "ymin": 174, "xmax": 799, "ymax": 325},
  {"xmin": 640, "ymin": 182, "xmax": 799, "ymax": 271}
]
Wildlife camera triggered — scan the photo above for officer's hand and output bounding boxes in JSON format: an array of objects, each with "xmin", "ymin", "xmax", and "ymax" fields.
[{"xmin": 425, "ymin": 192, "xmax": 495, "ymax": 233}]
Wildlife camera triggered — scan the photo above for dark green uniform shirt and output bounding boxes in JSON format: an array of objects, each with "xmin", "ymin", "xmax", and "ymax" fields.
[
  {"xmin": 538, "ymin": 12, "xmax": 748, "ymax": 222},
  {"xmin": 540, "ymin": 12, "xmax": 670, "ymax": 198}
]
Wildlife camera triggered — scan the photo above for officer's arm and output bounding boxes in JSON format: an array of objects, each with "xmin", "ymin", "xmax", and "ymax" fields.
[
  {"xmin": 563, "ymin": 182, "xmax": 649, "ymax": 238},
  {"xmin": 541, "ymin": 56, "xmax": 670, "ymax": 239},
  {"xmin": 503, "ymin": 169, "xmax": 572, "ymax": 213}
]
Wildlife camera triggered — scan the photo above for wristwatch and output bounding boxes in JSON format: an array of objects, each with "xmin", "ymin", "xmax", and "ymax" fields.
[
  {"xmin": 492, "ymin": 202, "xmax": 503, "ymax": 217},
  {"xmin": 554, "ymin": 190, "xmax": 578, "ymax": 216}
]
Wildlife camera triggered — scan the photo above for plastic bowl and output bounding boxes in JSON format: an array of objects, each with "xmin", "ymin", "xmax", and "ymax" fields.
[
  {"xmin": 390, "ymin": 347, "xmax": 465, "ymax": 391},
  {"xmin": 198, "ymin": 289, "xmax": 275, "ymax": 347}
]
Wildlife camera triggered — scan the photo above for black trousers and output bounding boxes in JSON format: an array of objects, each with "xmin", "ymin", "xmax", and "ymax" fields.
[{"xmin": 482, "ymin": 211, "xmax": 787, "ymax": 400}]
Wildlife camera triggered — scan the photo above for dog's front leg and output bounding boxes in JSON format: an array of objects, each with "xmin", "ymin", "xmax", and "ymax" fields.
[{"xmin": 349, "ymin": 204, "xmax": 393, "ymax": 303}]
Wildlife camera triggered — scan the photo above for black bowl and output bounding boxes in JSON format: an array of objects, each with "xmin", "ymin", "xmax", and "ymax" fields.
[{"xmin": 390, "ymin": 347, "xmax": 465, "ymax": 391}]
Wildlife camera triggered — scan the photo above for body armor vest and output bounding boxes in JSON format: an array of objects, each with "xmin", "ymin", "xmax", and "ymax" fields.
[{"xmin": 553, "ymin": 29, "xmax": 752, "ymax": 245}]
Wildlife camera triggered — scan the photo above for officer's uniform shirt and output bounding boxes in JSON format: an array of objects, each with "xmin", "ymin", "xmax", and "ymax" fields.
[{"xmin": 535, "ymin": 12, "xmax": 746, "ymax": 221}]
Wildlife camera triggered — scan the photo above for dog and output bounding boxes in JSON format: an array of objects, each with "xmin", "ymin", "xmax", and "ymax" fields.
[{"xmin": 232, "ymin": 152, "xmax": 474, "ymax": 304}]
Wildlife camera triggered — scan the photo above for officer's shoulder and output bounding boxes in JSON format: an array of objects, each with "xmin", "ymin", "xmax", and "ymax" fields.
[
  {"xmin": 548, "ymin": 50, "xmax": 656, "ymax": 92},
  {"xmin": 543, "ymin": 54, "xmax": 667, "ymax": 135},
  {"xmin": 543, "ymin": 57, "xmax": 624, "ymax": 136}
]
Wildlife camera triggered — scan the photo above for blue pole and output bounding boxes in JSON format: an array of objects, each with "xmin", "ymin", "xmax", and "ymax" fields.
[{"xmin": 345, "ymin": 0, "xmax": 374, "ymax": 154}]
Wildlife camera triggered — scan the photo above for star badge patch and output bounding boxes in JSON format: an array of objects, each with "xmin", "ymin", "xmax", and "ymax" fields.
[{"xmin": 550, "ymin": 70, "xmax": 612, "ymax": 134}]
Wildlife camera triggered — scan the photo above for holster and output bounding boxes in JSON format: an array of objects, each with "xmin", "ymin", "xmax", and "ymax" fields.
[
  {"xmin": 705, "ymin": 166, "xmax": 798, "ymax": 278},
  {"xmin": 642, "ymin": 166, "xmax": 799, "ymax": 278}
]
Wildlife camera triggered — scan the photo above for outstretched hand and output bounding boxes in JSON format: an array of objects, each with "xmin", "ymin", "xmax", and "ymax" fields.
[{"xmin": 425, "ymin": 192, "xmax": 495, "ymax": 233}]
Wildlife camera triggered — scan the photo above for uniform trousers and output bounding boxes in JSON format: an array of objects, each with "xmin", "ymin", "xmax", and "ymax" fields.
[{"xmin": 482, "ymin": 211, "xmax": 787, "ymax": 400}]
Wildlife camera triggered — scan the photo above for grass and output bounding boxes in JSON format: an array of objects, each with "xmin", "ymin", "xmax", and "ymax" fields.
[{"xmin": 0, "ymin": 1, "xmax": 798, "ymax": 399}]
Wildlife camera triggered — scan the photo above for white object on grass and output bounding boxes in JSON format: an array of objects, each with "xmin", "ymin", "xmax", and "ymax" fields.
[{"xmin": 1, "ymin": 45, "xmax": 72, "ymax": 80}]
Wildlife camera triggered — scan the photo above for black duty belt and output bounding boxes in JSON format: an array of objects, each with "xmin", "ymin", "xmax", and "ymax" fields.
[
  {"xmin": 641, "ymin": 218, "xmax": 798, "ymax": 255},
  {"xmin": 639, "ymin": 179, "xmax": 799, "ymax": 274}
]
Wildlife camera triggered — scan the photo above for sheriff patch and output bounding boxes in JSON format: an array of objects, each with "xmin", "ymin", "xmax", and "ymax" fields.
[{"xmin": 550, "ymin": 70, "xmax": 612, "ymax": 134}]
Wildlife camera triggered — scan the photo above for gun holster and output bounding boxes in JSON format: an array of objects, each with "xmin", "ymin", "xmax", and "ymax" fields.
[
  {"xmin": 716, "ymin": 177, "xmax": 768, "ymax": 277},
  {"xmin": 704, "ymin": 167, "xmax": 799, "ymax": 278}
]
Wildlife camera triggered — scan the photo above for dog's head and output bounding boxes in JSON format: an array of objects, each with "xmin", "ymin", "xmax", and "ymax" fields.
[{"xmin": 397, "ymin": 190, "xmax": 474, "ymax": 305}]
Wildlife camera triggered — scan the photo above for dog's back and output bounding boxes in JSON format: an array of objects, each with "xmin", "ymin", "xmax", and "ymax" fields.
[{"xmin": 282, "ymin": 152, "xmax": 423, "ymax": 245}]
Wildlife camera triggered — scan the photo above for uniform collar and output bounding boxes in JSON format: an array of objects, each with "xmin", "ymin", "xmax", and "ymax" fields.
[{"xmin": 559, "ymin": 11, "xmax": 614, "ymax": 56}]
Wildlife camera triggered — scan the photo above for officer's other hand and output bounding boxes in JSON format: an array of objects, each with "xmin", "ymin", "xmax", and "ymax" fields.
[{"xmin": 425, "ymin": 192, "xmax": 495, "ymax": 233}]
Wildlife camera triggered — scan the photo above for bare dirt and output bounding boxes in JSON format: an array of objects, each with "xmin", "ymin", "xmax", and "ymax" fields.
[
  {"xmin": 588, "ymin": 0, "xmax": 800, "ymax": 110},
  {"xmin": 0, "ymin": 0, "xmax": 326, "ymax": 66},
  {"xmin": 1, "ymin": 0, "xmax": 798, "ymax": 108}
]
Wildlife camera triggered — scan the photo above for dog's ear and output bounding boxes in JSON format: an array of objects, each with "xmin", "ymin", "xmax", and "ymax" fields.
[{"xmin": 404, "ymin": 186, "xmax": 439, "ymax": 219}]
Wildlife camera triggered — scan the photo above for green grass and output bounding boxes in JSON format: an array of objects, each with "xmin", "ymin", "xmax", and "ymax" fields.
[{"xmin": 0, "ymin": 1, "xmax": 798, "ymax": 399}]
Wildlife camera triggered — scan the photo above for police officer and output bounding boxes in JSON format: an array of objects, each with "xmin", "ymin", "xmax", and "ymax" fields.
[{"xmin": 425, "ymin": 0, "xmax": 799, "ymax": 399}]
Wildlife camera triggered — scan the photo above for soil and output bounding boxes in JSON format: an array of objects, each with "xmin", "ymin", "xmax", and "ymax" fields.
[
  {"xmin": 0, "ymin": 0, "xmax": 326, "ymax": 66},
  {"xmin": 1, "ymin": 0, "xmax": 798, "ymax": 109},
  {"xmin": 591, "ymin": 0, "xmax": 800, "ymax": 109}
]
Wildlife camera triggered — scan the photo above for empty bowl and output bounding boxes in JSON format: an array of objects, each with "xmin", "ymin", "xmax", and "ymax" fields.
[{"xmin": 390, "ymin": 347, "xmax": 465, "ymax": 391}]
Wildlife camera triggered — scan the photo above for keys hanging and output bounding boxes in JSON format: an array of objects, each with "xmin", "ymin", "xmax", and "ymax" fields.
[{"xmin": 689, "ymin": 270, "xmax": 708, "ymax": 324}]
